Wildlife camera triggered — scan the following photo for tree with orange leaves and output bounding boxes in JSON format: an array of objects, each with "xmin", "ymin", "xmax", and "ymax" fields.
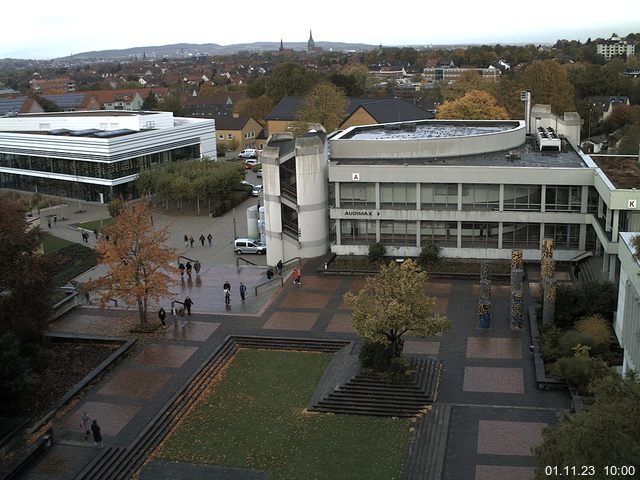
[{"xmin": 91, "ymin": 202, "xmax": 176, "ymax": 325}]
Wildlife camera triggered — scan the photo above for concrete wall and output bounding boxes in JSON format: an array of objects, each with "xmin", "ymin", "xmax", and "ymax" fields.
[
  {"xmin": 530, "ymin": 104, "xmax": 581, "ymax": 147},
  {"xmin": 616, "ymin": 232, "xmax": 640, "ymax": 374}
]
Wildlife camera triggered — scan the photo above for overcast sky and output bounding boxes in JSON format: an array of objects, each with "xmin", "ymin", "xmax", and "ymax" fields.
[{"xmin": 4, "ymin": 0, "xmax": 640, "ymax": 59}]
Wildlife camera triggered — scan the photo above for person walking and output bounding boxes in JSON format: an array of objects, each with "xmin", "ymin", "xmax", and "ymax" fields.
[
  {"xmin": 53, "ymin": 214, "xmax": 57, "ymax": 225},
  {"xmin": 186, "ymin": 261, "xmax": 192, "ymax": 277},
  {"xmin": 239, "ymin": 282, "xmax": 247, "ymax": 302},
  {"xmin": 277, "ymin": 260, "xmax": 283, "ymax": 276},
  {"xmin": 194, "ymin": 260, "xmax": 201, "ymax": 276},
  {"xmin": 80, "ymin": 412, "xmax": 92, "ymax": 441},
  {"xmin": 199, "ymin": 234, "xmax": 205, "ymax": 246},
  {"xmin": 93, "ymin": 229, "xmax": 99, "ymax": 240},
  {"xmin": 47, "ymin": 218, "xmax": 51, "ymax": 229},
  {"xmin": 184, "ymin": 234, "xmax": 189, "ymax": 247},
  {"xmin": 574, "ymin": 263, "xmax": 581, "ymax": 280},
  {"xmin": 178, "ymin": 262, "xmax": 185, "ymax": 278},
  {"xmin": 158, "ymin": 307, "xmax": 167, "ymax": 328},
  {"xmin": 171, "ymin": 302, "xmax": 178, "ymax": 326},
  {"xmin": 184, "ymin": 296, "xmax": 193, "ymax": 315},
  {"xmin": 223, "ymin": 280, "xmax": 231, "ymax": 306},
  {"xmin": 189, "ymin": 235, "xmax": 195, "ymax": 247},
  {"xmin": 207, "ymin": 233, "xmax": 213, "ymax": 247},
  {"xmin": 293, "ymin": 267, "xmax": 301, "ymax": 285},
  {"xmin": 91, "ymin": 419, "xmax": 103, "ymax": 447}
]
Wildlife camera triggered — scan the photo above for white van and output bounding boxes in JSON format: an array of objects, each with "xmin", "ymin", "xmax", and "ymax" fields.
[
  {"xmin": 239, "ymin": 149, "xmax": 257, "ymax": 159},
  {"xmin": 234, "ymin": 238, "xmax": 266, "ymax": 255}
]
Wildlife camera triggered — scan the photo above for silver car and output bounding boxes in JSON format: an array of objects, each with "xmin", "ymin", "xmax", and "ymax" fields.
[{"xmin": 234, "ymin": 238, "xmax": 266, "ymax": 255}]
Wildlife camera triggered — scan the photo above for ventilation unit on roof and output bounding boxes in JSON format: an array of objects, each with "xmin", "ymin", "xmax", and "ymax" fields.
[{"xmin": 535, "ymin": 126, "xmax": 561, "ymax": 151}]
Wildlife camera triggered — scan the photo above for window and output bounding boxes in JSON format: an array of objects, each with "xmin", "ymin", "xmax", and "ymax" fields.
[
  {"xmin": 460, "ymin": 222, "xmax": 499, "ymax": 248},
  {"xmin": 227, "ymin": 134, "xmax": 233, "ymax": 140},
  {"xmin": 587, "ymin": 186, "xmax": 598, "ymax": 213},
  {"xmin": 380, "ymin": 183, "xmax": 416, "ymax": 209},
  {"xmin": 421, "ymin": 184, "xmax": 458, "ymax": 209},
  {"xmin": 461, "ymin": 184, "xmax": 499, "ymax": 210},
  {"xmin": 503, "ymin": 185, "xmax": 542, "ymax": 211},
  {"xmin": 219, "ymin": 134, "xmax": 224, "ymax": 140},
  {"xmin": 545, "ymin": 186, "xmax": 581, "ymax": 212},
  {"xmin": 544, "ymin": 224, "xmax": 580, "ymax": 249},
  {"xmin": 380, "ymin": 221, "xmax": 416, "ymax": 246},
  {"xmin": 420, "ymin": 221, "xmax": 458, "ymax": 247},
  {"xmin": 341, "ymin": 219, "xmax": 376, "ymax": 244},
  {"xmin": 502, "ymin": 223, "xmax": 541, "ymax": 249},
  {"xmin": 339, "ymin": 183, "xmax": 375, "ymax": 208}
]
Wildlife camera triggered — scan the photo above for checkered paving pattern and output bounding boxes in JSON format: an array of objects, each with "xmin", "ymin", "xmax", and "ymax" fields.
[
  {"xmin": 466, "ymin": 337, "xmax": 522, "ymax": 359},
  {"xmin": 403, "ymin": 340, "xmax": 441, "ymax": 355},
  {"xmin": 262, "ymin": 311, "xmax": 319, "ymax": 331},
  {"xmin": 325, "ymin": 314, "xmax": 357, "ymax": 333},
  {"xmin": 278, "ymin": 291, "xmax": 331, "ymax": 309},
  {"xmin": 62, "ymin": 401, "xmax": 141, "ymax": 437},
  {"xmin": 463, "ymin": 367, "xmax": 524, "ymax": 393},
  {"xmin": 134, "ymin": 345, "xmax": 198, "ymax": 368},
  {"xmin": 98, "ymin": 370, "xmax": 172, "ymax": 399},
  {"xmin": 477, "ymin": 420, "xmax": 546, "ymax": 456}
]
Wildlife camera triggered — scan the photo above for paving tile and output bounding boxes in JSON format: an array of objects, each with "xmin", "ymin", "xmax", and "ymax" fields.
[
  {"xmin": 477, "ymin": 420, "xmax": 546, "ymax": 456},
  {"xmin": 338, "ymin": 300, "xmax": 352, "ymax": 310},
  {"xmin": 295, "ymin": 275, "xmax": 342, "ymax": 290},
  {"xmin": 476, "ymin": 465, "xmax": 534, "ymax": 480},
  {"xmin": 133, "ymin": 344, "xmax": 198, "ymax": 368},
  {"xmin": 98, "ymin": 370, "xmax": 171, "ymax": 399},
  {"xmin": 403, "ymin": 340, "xmax": 440, "ymax": 355},
  {"xmin": 278, "ymin": 291, "xmax": 330, "ymax": 309},
  {"xmin": 61, "ymin": 401, "xmax": 140, "ymax": 436},
  {"xmin": 471, "ymin": 284, "xmax": 511, "ymax": 298},
  {"xmin": 262, "ymin": 311, "xmax": 319, "ymax": 331},
  {"xmin": 325, "ymin": 314, "xmax": 357, "ymax": 333},
  {"xmin": 162, "ymin": 321, "xmax": 220, "ymax": 341},
  {"xmin": 434, "ymin": 297, "xmax": 448, "ymax": 314},
  {"xmin": 466, "ymin": 337, "xmax": 521, "ymax": 359},
  {"xmin": 463, "ymin": 367, "xmax": 524, "ymax": 393},
  {"xmin": 424, "ymin": 282, "xmax": 452, "ymax": 295}
]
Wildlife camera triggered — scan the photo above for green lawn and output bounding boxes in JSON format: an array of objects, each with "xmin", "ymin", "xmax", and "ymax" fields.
[
  {"xmin": 42, "ymin": 233, "xmax": 97, "ymax": 286},
  {"xmin": 75, "ymin": 217, "xmax": 114, "ymax": 232},
  {"xmin": 159, "ymin": 349, "xmax": 412, "ymax": 479}
]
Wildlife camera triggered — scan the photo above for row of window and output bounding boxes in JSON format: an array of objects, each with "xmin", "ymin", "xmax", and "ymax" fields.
[
  {"xmin": 339, "ymin": 220, "xmax": 593, "ymax": 250},
  {"xmin": 217, "ymin": 131, "xmax": 256, "ymax": 141},
  {"xmin": 336, "ymin": 183, "xmax": 596, "ymax": 213},
  {"xmin": 0, "ymin": 146, "xmax": 199, "ymax": 180}
]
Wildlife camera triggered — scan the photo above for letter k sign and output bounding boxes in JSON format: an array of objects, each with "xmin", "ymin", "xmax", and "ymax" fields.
[{"xmin": 629, "ymin": 199, "xmax": 637, "ymax": 209}]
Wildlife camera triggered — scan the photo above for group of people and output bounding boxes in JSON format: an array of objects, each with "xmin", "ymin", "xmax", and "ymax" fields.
[
  {"xmin": 178, "ymin": 259, "xmax": 201, "ymax": 277},
  {"xmin": 45, "ymin": 215, "xmax": 58, "ymax": 229},
  {"xmin": 80, "ymin": 411, "xmax": 103, "ymax": 447},
  {"xmin": 223, "ymin": 281, "xmax": 247, "ymax": 306},
  {"xmin": 184, "ymin": 233, "xmax": 213, "ymax": 248},
  {"xmin": 158, "ymin": 297, "xmax": 194, "ymax": 328}
]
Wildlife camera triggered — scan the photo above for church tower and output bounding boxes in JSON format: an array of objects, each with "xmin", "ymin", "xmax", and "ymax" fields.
[
  {"xmin": 307, "ymin": 30, "xmax": 315, "ymax": 51},
  {"xmin": 279, "ymin": 39, "xmax": 284, "ymax": 52}
]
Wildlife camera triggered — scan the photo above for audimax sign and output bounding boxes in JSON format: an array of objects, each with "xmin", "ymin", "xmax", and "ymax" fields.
[{"xmin": 344, "ymin": 210, "xmax": 380, "ymax": 216}]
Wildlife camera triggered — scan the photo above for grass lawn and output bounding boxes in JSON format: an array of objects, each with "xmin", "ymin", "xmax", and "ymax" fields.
[
  {"xmin": 76, "ymin": 217, "xmax": 114, "ymax": 232},
  {"xmin": 158, "ymin": 349, "xmax": 412, "ymax": 479},
  {"xmin": 42, "ymin": 233, "xmax": 97, "ymax": 286}
]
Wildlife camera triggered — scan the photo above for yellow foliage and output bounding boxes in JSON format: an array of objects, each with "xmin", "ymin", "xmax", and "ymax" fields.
[
  {"xmin": 436, "ymin": 90, "xmax": 510, "ymax": 120},
  {"xmin": 574, "ymin": 314, "xmax": 611, "ymax": 347}
]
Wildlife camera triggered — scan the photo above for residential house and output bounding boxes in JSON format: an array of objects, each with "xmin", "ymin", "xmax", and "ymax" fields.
[
  {"xmin": 42, "ymin": 93, "xmax": 101, "ymax": 112},
  {"xmin": 596, "ymin": 34, "xmax": 636, "ymax": 61},
  {"xmin": 30, "ymin": 76, "xmax": 76, "ymax": 94},
  {"xmin": 265, "ymin": 96, "xmax": 434, "ymax": 136},
  {"xmin": 0, "ymin": 97, "xmax": 44, "ymax": 115},
  {"xmin": 590, "ymin": 96, "xmax": 631, "ymax": 122}
]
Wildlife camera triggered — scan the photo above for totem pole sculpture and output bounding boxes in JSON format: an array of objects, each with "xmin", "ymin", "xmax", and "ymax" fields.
[
  {"xmin": 510, "ymin": 249, "xmax": 524, "ymax": 330},
  {"xmin": 478, "ymin": 261, "xmax": 491, "ymax": 329}
]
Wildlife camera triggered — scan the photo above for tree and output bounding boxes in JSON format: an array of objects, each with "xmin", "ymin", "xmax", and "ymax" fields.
[
  {"xmin": 264, "ymin": 62, "xmax": 318, "ymax": 103},
  {"xmin": 518, "ymin": 60, "xmax": 575, "ymax": 114},
  {"xmin": 343, "ymin": 259, "xmax": 451, "ymax": 358},
  {"xmin": 534, "ymin": 373, "xmax": 640, "ymax": 478},
  {"xmin": 0, "ymin": 197, "xmax": 54, "ymax": 337},
  {"xmin": 234, "ymin": 96, "xmax": 274, "ymax": 126},
  {"xmin": 296, "ymin": 82, "xmax": 348, "ymax": 133},
  {"xmin": 90, "ymin": 202, "xmax": 177, "ymax": 325},
  {"xmin": 436, "ymin": 90, "xmax": 509, "ymax": 120},
  {"xmin": 142, "ymin": 90, "xmax": 158, "ymax": 110}
]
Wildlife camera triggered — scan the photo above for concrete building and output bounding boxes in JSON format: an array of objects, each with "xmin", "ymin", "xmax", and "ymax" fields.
[
  {"xmin": 615, "ymin": 232, "xmax": 640, "ymax": 375},
  {"xmin": 0, "ymin": 110, "xmax": 215, "ymax": 202},
  {"xmin": 596, "ymin": 34, "xmax": 636, "ymax": 61}
]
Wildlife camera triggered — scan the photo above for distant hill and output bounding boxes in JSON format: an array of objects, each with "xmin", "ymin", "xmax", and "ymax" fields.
[{"xmin": 61, "ymin": 41, "xmax": 378, "ymax": 60}]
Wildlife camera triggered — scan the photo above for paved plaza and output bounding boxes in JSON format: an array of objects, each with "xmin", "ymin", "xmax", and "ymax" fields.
[{"xmin": 17, "ymin": 191, "xmax": 571, "ymax": 480}]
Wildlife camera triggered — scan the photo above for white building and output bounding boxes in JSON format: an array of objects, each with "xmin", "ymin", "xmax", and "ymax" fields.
[
  {"xmin": 615, "ymin": 233, "xmax": 640, "ymax": 374},
  {"xmin": 596, "ymin": 34, "xmax": 636, "ymax": 61},
  {"xmin": 0, "ymin": 110, "xmax": 216, "ymax": 202}
]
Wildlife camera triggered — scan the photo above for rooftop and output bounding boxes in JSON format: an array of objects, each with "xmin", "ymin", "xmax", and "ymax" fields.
[
  {"xmin": 17, "ymin": 110, "xmax": 155, "ymax": 117},
  {"xmin": 342, "ymin": 122, "xmax": 514, "ymax": 141},
  {"xmin": 331, "ymin": 138, "xmax": 587, "ymax": 169},
  {"xmin": 592, "ymin": 155, "xmax": 640, "ymax": 189}
]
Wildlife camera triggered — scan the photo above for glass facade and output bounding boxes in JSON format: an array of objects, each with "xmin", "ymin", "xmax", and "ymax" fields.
[
  {"xmin": 420, "ymin": 221, "xmax": 458, "ymax": 247},
  {"xmin": 341, "ymin": 219, "xmax": 376, "ymax": 244},
  {"xmin": 421, "ymin": 184, "xmax": 458, "ymax": 210},
  {"xmin": 339, "ymin": 182, "xmax": 375, "ymax": 208},
  {"xmin": 503, "ymin": 185, "xmax": 542, "ymax": 211},
  {"xmin": 380, "ymin": 220, "xmax": 416, "ymax": 246},
  {"xmin": 544, "ymin": 224, "xmax": 580, "ymax": 249},
  {"xmin": 461, "ymin": 184, "xmax": 499, "ymax": 210},
  {"xmin": 502, "ymin": 223, "xmax": 541, "ymax": 249},
  {"xmin": 380, "ymin": 183, "xmax": 416, "ymax": 209},
  {"xmin": 461, "ymin": 222, "xmax": 499, "ymax": 248},
  {"xmin": 545, "ymin": 186, "xmax": 582, "ymax": 212}
]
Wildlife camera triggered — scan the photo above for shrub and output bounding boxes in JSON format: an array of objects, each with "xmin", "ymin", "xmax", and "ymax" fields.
[
  {"xmin": 575, "ymin": 314, "xmax": 611, "ymax": 348},
  {"xmin": 368, "ymin": 242, "xmax": 386, "ymax": 263},
  {"xmin": 539, "ymin": 327, "xmax": 563, "ymax": 363},
  {"xmin": 557, "ymin": 330, "xmax": 600, "ymax": 357},
  {"xmin": 0, "ymin": 333, "xmax": 41, "ymax": 411},
  {"xmin": 551, "ymin": 355, "xmax": 610, "ymax": 392},
  {"xmin": 107, "ymin": 197, "xmax": 125, "ymax": 218},
  {"xmin": 554, "ymin": 281, "xmax": 617, "ymax": 329},
  {"xmin": 359, "ymin": 339, "xmax": 404, "ymax": 371},
  {"xmin": 419, "ymin": 243, "xmax": 440, "ymax": 268}
]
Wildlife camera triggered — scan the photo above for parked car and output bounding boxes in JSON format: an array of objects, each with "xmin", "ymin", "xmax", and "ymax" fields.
[
  {"xmin": 244, "ymin": 159, "xmax": 258, "ymax": 169},
  {"xmin": 234, "ymin": 238, "xmax": 266, "ymax": 255},
  {"xmin": 256, "ymin": 169, "xmax": 262, "ymax": 178},
  {"xmin": 251, "ymin": 185, "xmax": 263, "ymax": 196},
  {"xmin": 239, "ymin": 149, "xmax": 257, "ymax": 159}
]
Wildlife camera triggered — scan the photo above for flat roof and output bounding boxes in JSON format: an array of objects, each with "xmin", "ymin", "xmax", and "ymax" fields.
[
  {"xmin": 16, "ymin": 110, "xmax": 155, "ymax": 117},
  {"xmin": 331, "ymin": 138, "xmax": 587, "ymax": 169},
  {"xmin": 342, "ymin": 122, "xmax": 516, "ymax": 141},
  {"xmin": 592, "ymin": 155, "xmax": 640, "ymax": 189}
]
